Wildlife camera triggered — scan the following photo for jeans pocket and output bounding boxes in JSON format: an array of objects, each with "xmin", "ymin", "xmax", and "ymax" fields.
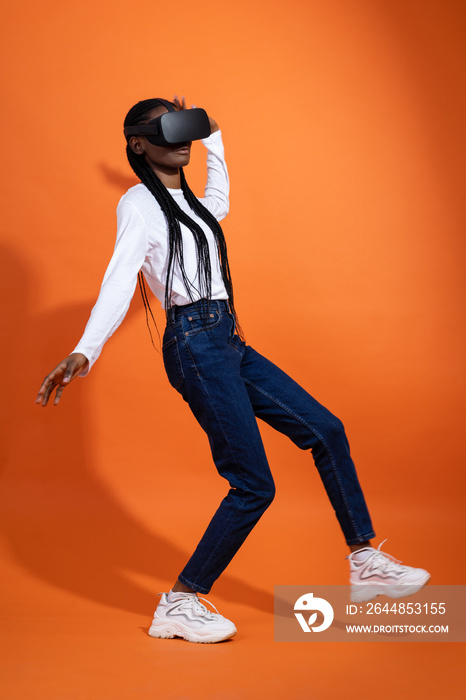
[
  {"xmin": 162, "ymin": 336, "xmax": 185, "ymax": 392},
  {"xmin": 184, "ymin": 309, "xmax": 221, "ymax": 336}
]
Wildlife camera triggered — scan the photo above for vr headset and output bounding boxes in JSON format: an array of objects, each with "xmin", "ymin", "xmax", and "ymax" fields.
[{"xmin": 124, "ymin": 99, "xmax": 211, "ymax": 146}]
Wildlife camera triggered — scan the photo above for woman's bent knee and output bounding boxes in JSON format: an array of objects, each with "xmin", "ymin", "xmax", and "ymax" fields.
[
  {"xmin": 235, "ymin": 482, "xmax": 276, "ymax": 511},
  {"xmin": 325, "ymin": 415, "xmax": 346, "ymax": 442},
  {"xmin": 257, "ymin": 484, "xmax": 276, "ymax": 509},
  {"xmin": 295, "ymin": 413, "xmax": 347, "ymax": 451}
]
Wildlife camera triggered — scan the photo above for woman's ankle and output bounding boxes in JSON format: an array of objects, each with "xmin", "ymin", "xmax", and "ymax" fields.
[{"xmin": 171, "ymin": 579, "xmax": 197, "ymax": 594}]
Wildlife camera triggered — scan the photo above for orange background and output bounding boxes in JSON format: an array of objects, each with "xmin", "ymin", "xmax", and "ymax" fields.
[{"xmin": 1, "ymin": 1, "xmax": 465, "ymax": 698}]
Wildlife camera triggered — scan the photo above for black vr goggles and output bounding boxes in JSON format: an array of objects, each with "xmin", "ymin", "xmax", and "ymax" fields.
[{"xmin": 124, "ymin": 99, "xmax": 211, "ymax": 146}]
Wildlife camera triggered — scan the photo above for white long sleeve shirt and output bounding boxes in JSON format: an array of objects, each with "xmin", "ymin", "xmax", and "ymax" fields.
[{"xmin": 72, "ymin": 130, "xmax": 229, "ymax": 373}]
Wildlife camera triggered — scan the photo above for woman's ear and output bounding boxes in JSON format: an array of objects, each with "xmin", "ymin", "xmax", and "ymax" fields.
[{"xmin": 129, "ymin": 137, "xmax": 144, "ymax": 155}]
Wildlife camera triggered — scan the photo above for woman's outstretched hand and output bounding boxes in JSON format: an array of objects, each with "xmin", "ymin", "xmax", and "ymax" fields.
[
  {"xmin": 173, "ymin": 95, "xmax": 219, "ymax": 133},
  {"xmin": 35, "ymin": 353, "xmax": 89, "ymax": 407}
]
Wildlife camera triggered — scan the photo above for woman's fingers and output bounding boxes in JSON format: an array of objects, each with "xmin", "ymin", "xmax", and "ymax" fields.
[
  {"xmin": 36, "ymin": 364, "xmax": 66, "ymax": 406},
  {"xmin": 36, "ymin": 372, "xmax": 64, "ymax": 407},
  {"xmin": 173, "ymin": 95, "xmax": 187, "ymax": 110},
  {"xmin": 53, "ymin": 384, "xmax": 66, "ymax": 406},
  {"xmin": 62, "ymin": 360, "xmax": 76, "ymax": 383},
  {"xmin": 35, "ymin": 354, "xmax": 88, "ymax": 407}
]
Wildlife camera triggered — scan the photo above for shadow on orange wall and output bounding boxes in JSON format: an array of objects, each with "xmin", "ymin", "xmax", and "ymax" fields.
[{"xmin": 0, "ymin": 244, "xmax": 285, "ymax": 616}]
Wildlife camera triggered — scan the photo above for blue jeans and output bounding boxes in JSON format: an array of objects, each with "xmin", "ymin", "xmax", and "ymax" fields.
[{"xmin": 163, "ymin": 299, "xmax": 375, "ymax": 594}]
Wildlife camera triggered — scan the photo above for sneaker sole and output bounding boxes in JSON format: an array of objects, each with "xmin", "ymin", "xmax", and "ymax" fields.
[
  {"xmin": 148, "ymin": 621, "xmax": 237, "ymax": 644},
  {"xmin": 350, "ymin": 574, "xmax": 431, "ymax": 603}
]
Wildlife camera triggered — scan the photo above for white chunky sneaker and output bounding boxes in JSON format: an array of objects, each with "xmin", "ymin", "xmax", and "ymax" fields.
[
  {"xmin": 348, "ymin": 540, "xmax": 431, "ymax": 603},
  {"xmin": 148, "ymin": 590, "xmax": 237, "ymax": 644}
]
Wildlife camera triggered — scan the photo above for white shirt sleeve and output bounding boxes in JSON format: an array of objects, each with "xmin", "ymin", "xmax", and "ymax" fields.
[
  {"xmin": 71, "ymin": 200, "xmax": 149, "ymax": 375},
  {"xmin": 199, "ymin": 130, "xmax": 230, "ymax": 221}
]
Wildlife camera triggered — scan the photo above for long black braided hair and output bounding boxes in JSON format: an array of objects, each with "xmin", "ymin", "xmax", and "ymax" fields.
[{"xmin": 123, "ymin": 98, "xmax": 243, "ymax": 342}]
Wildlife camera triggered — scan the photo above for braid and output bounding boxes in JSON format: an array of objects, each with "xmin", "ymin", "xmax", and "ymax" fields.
[
  {"xmin": 123, "ymin": 98, "xmax": 243, "ymax": 341},
  {"xmin": 179, "ymin": 168, "xmax": 242, "ymax": 337}
]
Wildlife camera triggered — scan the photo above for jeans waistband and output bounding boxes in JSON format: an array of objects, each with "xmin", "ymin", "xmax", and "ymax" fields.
[{"xmin": 167, "ymin": 299, "xmax": 230, "ymax": 324}]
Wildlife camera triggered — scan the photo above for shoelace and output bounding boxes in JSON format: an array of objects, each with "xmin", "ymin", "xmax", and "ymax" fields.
[
  {"xmin": 348, "ymin": 539, "xmax": 404, "ymax": 568},
  {"xmin": 191, "ymin": 596, "xmax": 221, "ymax": 619},
  {"xmin": 157, "ymin": 591, "xmax": 222, "ymax": 619},
  {"xmin": 368, "ymin": 540, "xmax": 406, "ymax": 572}
]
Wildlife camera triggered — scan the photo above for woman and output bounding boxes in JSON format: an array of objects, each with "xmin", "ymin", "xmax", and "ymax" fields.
[{"xmin": 36, "ymin": 97, "xmax": 430, "ymax": 644}]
